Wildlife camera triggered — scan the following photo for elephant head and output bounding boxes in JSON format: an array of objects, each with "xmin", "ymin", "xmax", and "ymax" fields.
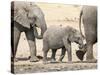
[
  {"xmin": 68, "ymin": 28, "xmax": 84, "ymax": 48},
  {"xmin": 12, "ymin": 1, "xmax": 47, "ymax": 39}
]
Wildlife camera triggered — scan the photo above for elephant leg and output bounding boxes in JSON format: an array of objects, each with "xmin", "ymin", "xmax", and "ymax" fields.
[
  {"xmin": 63, "ymin": 38, "xmax": 72, "ymax": 62},
  {"xmin": 58, "ymin": 47, "xmax": 66, "ymax": 62},
  {"xmin": 67, "ymin": 46, "xmax": 72, "ymax": 62},
  {"xmin": 50, "ymin": 49, "xmax": 57, "ymax": 63},
  {"xmin": 26, "ymin": 30, "xmax": 39, "ymax": 62},
  {"xmin": 65, "ymin": 47, "xmax": 72, "ymax": 62},
  {"xmin": 43, "ymin": 49, "xmax": 49, "ymax": 64},
  {"xmin": 11, "ymin": 26, "xmax": 21, "ymax": 61},
  {"xmin": 42, "ymin": 42, "xmax": 49, "ymax": 64},
  {"xmin": 86, "ymin": 43, "xmax": 96, "ymax": 62}
]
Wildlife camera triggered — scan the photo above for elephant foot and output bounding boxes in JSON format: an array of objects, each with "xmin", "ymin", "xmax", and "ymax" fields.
[
  {"xmin": 43, "ymin": 60, "xmax": 48, "ymax": 64},
  {"xmin": 67, "ymin": 61, "xmax": 73, "ymax": 64},
  {"xmin": 30, "ymin": 56, "xmax": 39, "ymax": 62},
  {"xmin": 50, "ymin": 59, "xmax": 56, "ymax": 63},
  {"xmin": 58, "ymin": 59, "xmax": 63, "ymax": 63},
  {"xmin": 86, "ymin": 58, "xmax": 97, "ymax": 63},
  {"xmin": 58, "ymin": 60, "xmax": 62, "ymax": 63},
  {"xmin": 76, "ymin": 50, "xmax": 86, "ymax": 61}
]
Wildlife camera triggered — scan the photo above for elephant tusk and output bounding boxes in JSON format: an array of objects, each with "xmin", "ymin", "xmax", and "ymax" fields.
[{"xmin": 34, "ymin": 26, "xmax": 43, "ymax": 39}]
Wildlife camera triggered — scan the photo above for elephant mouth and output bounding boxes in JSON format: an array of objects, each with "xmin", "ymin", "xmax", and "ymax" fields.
[
  {"xmin": 78, "ymin": 44, "xmax": 83, "ymax": 49},
  {"xmin": 75, "ymin": 41, "xmax": 82, "ymax": 47},
  {"xmin": 75, "ymin": 40, "xmax": 84, "ymax": 49},
  {"xmin": 34, "ymin": 24, "xmax": 38, "ymax": 27}
]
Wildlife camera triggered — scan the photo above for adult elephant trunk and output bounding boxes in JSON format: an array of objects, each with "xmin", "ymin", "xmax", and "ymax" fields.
[{"xmin": 34, "ymin": 16, "xmax": 47, "ymax": 39}]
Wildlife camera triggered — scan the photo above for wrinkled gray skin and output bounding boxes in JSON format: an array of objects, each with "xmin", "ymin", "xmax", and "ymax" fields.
[
  {"xmin": 76, "ymin": 6, "xmax": 97, "ymax": 62},
  {"xmin": 11, "ymin": 1, "xmax": 47, "ymax": 62},
  {"xmin": 42, "ymin": 26, "xmax": 83, "ymax": 64}
]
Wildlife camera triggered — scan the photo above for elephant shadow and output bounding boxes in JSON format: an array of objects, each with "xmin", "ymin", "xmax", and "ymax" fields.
[
  {"xmin": 16, "ymin": 55, "xmax": 43, "ymax": 61},
  {"xmin": 15, "ymin": 56, "xmax": 97, "ymax": 63},
  {"xmin": 15, "ymin": 56, "xmax": 60, "ymax": 63},
  {"xmin": 15, "ymin": 56, "xmax": 59, "ymax": 62}
]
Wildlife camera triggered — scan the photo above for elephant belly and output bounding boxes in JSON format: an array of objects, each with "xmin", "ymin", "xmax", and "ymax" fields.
[
  {"xmin": 49, "ymin": 41, "xmax": 64, "ymax": 49},
  {"xmin": 43, "ymin": 26, "xmax": 66, "ymax": 49},
  {"xmin": 48, "ymin": 37, "xmax": 64, "ymax": 49}
]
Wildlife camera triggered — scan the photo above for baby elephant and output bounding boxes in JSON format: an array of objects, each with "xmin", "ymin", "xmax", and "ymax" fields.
[{"xmin": 42, "ymin": 26, "xmax": 83, "ymax": 64}]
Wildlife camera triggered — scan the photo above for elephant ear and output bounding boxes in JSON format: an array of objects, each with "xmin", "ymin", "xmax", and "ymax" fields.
[
  {"xmin": 12, "ymin": 2, "xmax": 31, "ymax": 29},
  {"xmin": 68, "ymin": 27, "xmax": 77, "ymax": 42}
]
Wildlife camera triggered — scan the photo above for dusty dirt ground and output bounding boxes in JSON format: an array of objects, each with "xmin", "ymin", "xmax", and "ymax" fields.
[{"xmin": 13, "ymin": 2, "xmax": 97, "ymax": 74}]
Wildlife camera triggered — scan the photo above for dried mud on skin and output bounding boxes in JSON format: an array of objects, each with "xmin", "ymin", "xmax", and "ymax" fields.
[{"xmin": 14, "ymin": 62, "xmax": 97, "ymax": 74}]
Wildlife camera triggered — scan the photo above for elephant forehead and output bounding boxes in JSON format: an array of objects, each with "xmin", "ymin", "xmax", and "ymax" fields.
[
  {"xmin": 14, "ymin": 1, "xmax": 35, "ymax": 8},
  {"xmin": 14, "ymin": 2, "xmax": 31, "ymax": 10},
  {"xmin": 13, "ymin": 1, "xmax": 44, "ymax": 19},
  {"xmin": 29, "ymin": 7, "xmax": 44, "ymax": 18}
]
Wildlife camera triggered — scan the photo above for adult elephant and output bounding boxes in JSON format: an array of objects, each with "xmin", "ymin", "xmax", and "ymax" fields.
[
  {"xmin": 76, "ymin": 6, "xmax": 97, "ymax": 62},
  {"xmin": 11, "ymin": 1, "xmax": 47, "ymax": 62}
]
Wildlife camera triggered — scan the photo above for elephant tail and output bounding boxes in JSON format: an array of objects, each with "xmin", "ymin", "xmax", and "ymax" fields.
[{"xmin": 79, "ymin": 9, "xmax": 85, "ymax": 39}]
